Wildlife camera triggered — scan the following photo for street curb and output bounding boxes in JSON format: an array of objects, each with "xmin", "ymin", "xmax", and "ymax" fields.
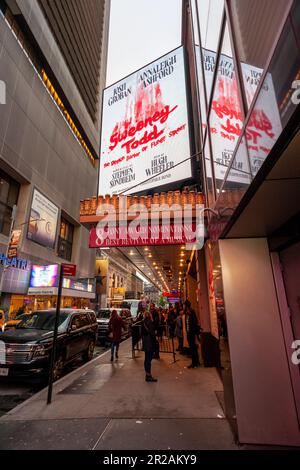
[{"xmin": 0, "ymin": 338, "xmax": 132, "ymax": 421}]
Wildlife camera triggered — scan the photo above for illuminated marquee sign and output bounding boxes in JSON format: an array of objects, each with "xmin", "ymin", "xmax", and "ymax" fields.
[{"xmin": 99, "ymin": 47, "xmax": 192, "ymax": 195}]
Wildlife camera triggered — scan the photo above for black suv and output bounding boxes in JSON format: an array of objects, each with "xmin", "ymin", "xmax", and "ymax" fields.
[{"xmin": 0, "ymin": 309, "xmax": 97, "ymax": 381}]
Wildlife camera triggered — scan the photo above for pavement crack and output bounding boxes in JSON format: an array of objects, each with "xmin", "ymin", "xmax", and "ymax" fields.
[{"xmin": 91, "ymin": 419, "xmax": 112, "ymax": 450}]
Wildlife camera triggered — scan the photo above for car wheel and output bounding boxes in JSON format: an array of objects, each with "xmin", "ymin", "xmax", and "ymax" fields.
[
  {"xmin": 53, "ymin": 354, "xmax": 64, "ymax": 381},
  {"xmin": 84, "ymin": 340, "xmax": 95, "ymax": 361}
]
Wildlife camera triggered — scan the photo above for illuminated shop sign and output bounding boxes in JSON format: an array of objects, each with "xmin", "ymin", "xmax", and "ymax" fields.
[
  {"xmin": 99, "ymin": 46, "xmax": 192, "ymax": 195},
  {"xmin": 62, "ymin": 278, "xmax": 94, "ymax": 293},
  {"xmin": 0, "ymin": 253, "xmax": 27, "ymax": 269},
  {"xmin": 29, "ymin": 264, "xmax": 58, "ymax": 288}
]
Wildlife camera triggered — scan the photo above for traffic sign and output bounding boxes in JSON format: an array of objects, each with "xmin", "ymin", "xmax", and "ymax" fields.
[{"xmin": 62, "ymin": 263, "xmax": 76, "ymax": 277}]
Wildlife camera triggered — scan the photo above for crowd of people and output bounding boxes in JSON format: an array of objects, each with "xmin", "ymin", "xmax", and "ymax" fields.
[
  {"xmin": 107, "ymin": 296, "xmax": 202, "ymax": 382},
  {"xmin": 134, "ymin": 297, "xmax": 202, "ymax": 382}
]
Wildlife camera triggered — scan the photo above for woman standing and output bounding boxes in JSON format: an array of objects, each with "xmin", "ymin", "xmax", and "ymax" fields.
[
  {"xmin": 108, "ymin": 310, "xmax": 124, "ymax": 362},
  {"xmin": 142, "ymin": 310, "xmax": 158, "ymax": 382}
]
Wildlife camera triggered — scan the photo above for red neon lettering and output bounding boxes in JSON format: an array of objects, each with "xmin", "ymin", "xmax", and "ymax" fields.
[{"xmin": 109, "ymin": 104, "xmax": 178, "ymax": 151}]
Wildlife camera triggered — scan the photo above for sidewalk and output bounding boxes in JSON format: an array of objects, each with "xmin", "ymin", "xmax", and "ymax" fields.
[{"xmin": 0, "ymin": 339, "xmax": 239, "ymax": 450}]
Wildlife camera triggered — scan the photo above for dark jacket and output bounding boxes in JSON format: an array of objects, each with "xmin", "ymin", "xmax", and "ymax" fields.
[
  {"xmin": 142, "ymin": 317, "xmax": 156, "ymax": 352},
  {"xmin": 151, "ymin": 308, "xmax": 160, "ymax": 332},
  {"xmin": 108, "ymin": 315, "xmax": 124, "ymax": 342},
  {"xmin": 186, "ymin": 309, "xmax": 200, "ymax": 336}
]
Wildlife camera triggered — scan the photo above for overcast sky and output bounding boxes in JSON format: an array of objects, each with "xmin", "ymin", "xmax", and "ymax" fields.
[{"xmin": 106, "ymin": 0, "xmax": 182, "ymax": 87}]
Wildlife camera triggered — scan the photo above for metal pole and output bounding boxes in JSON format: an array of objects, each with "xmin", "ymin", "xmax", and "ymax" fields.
[
  {"xmin": 47, "ymin": 264, "xmax": 64, "ymax": 404},
  {"xmin": 171, "ymin": 335, "xmax": 176, "ymax": 364}
]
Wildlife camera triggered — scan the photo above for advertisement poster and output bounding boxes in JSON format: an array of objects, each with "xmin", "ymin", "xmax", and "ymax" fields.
[
  {"xmin": 199, "ymin": 47, "xmax": 282, "ymax": 182},
  {"xmin": 95, "ymin": 259, "xmax": 108, "ymax": 296},
  {"xmin": 27, "ymin": 189, "xmax": 59, "ymax": 249},
  {"xmin": 99, "ymin": 47, "xmax": 192, "ymax": 195},
  {"xmin": 29, "ymin": 264, "xmax": 59, "ymax": 288},
  {"xmin": 8, "ymin": 229, "xmax": 21, "ymax": 258}
]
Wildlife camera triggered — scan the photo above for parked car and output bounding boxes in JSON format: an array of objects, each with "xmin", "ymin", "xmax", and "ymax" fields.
[
  {"xmin": 0, "ymin": 308, "xmax": 97, "ymax": 380},
  {"xmin": 96, "ymin": 308, "xmax": 133, "ymax": 344}
]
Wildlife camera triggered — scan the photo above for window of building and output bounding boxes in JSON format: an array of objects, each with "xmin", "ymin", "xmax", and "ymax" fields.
[
  {"xmin": 245, "ymin": 12, "xmax": 299, "ymax": 176},
  {"xmin": 196, "ymin": 0, "xmax": 225, "ymax": 102},
  {"xmin": 229, "ymin": 0, "xmax": 290, "ymax": 110},
  {"xmin": 0, "ymin": 171, "xmax": 19, "ymax": 237},
  {"xmin": 57, "ymin": 217, "xmax": 74, "ymax": 261}
]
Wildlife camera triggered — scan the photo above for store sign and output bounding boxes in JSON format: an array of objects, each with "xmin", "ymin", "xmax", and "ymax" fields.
[
  {"xmin": 0, "ymin": 253, "xmax": 27, "ymax": 269},
  {"xmin": 99, "ymin": 46, "xmax": 191, "ymax": 195},
  {"xmin": 27, "ymin": 287, "xmax": 58, "ymax": 296},
  {"xmin": 89, "ymin": 222, "xmax": 199, "ymax": 248},
  {"xmin": 113, "ymin": 287, "xmax": 125, "ymax": 299},
  {"xmin": 27, "ymin": 189, "xmax": 59, "ymax": 249},
  {"xmin": 168, "ymin": 297, "xmax": 180, "ymax": 303},
  {"xmin": 199, "ymin": 47, "xmax": 282, "ymax": 181},
  {"xmin": 163, "ymin": 292, "xmax": 179, "ymax": 298}
]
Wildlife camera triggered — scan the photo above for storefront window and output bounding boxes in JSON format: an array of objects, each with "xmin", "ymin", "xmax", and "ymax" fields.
[
  {"xmin": 57, "ymin": 217, "xmax": 74, "ymax": 261},
  {"xmin": 229, "ymin": 0, "xmax": 289, "ymax": 110},
  {"xmin": 209, "ymin": 23, "xmax": 243, "ymax": 190},
  {"xmin": 0, "ymin": 171, "xmax": 19, "ymax": 236}
]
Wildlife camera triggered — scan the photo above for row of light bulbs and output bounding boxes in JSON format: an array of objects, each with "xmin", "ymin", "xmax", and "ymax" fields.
[{"xmin": 128, "ymin": 245, "xmax": 187, "ymax": 292}]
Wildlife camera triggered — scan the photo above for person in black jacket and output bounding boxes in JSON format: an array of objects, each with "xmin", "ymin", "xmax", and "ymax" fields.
[
  {"xmin": 150, "ymin": 303, "xmax": 160, "ymax": 359},
  {"xmin": 142, "ymin": 310, "xmax": 158, "ymax": 382},
  {"xmin": 184, "ymin": 300, "xmax": 201, "ymax": 368}
]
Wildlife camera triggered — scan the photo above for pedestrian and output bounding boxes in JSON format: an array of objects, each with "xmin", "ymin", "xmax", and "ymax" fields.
[
  {"xmin": 167, "ymin": 306, "xmax": 176, "ymax": 338},
  {"xmin": 137, "ymin": 294, "xmax": 147, "ymax": 314},
  {"xmin": 184, "ymin": 300, "xmax": 201, "ymax": 368},
  {"xmin": 174, "ymin": 310, "xmax": 184, "ymax": 352},
  {"xmin": 142, "ymin": 310, "xmax": 157, "ymax": 382},
  {"xmin": 181, "ymin": 308, "xmax": 189, "ymax": 354},
  {"xmin": 108, "ymin": 309, "xmax": 124, "ymax": 362},
  {"xmin": 150, "ymin": 303, "xmax": 160, "ymax": 359}
]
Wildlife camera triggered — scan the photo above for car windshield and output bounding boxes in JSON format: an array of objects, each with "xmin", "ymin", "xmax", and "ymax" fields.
[
  {"xmin": 96, "ymin": 310, "xmax": 111, "ymax": 319},
  {"xmin": 16, "ymin": 311, "xmax": 69, "ymax": 331}
]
